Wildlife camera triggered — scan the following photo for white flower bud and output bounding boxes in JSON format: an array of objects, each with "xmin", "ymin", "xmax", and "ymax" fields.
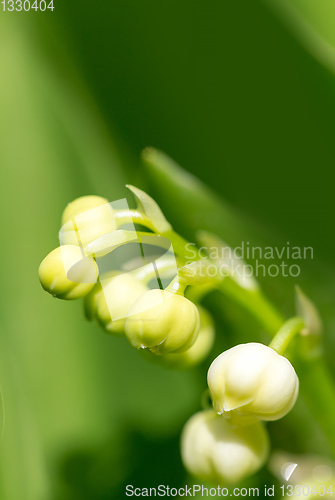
[
  {"xmin": 208, "ymin": 343, "xmax": 299, "ymax": 423},
  {"xmin": 181, "ymin": 410, "xmax": 269, "ymax": 484},
  {"xmin": 59, "ymin": 196, "xmax": 116, "ymax": 250},
  {"xmin": 144, "ymin": 305, "xmax": 214, "ymax": 368},
  {"xmin": 124, "ymin": 289, "xmax": 200, "ymax": 354},
  {"xmin": 84, "ymin": 274, "xmax": 148, "ymax": 335},
  {"xmin": 61, "ymin": 195, "xmax": 110, "ymax": 225},
  {"xmin": 39, "ymin": 245, "xmax": 97, "ymax": 300}
]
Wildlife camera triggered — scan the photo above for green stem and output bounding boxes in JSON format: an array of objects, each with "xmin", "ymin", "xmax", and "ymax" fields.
[
  {"xmin": 166, "ymin": 275, "xmax": 188, "ymax": 295},
  {"xmin": 186, "ymin": 282, "xmax": 216, "ymax": 303},
  {"xmin": 218, "ymin": 278, "xmax": 284, "ymax": 335},
  {"xmin": 113, "ymin": 209, "xmax": 156, "ymax": 231},
  {"xmin": 296, "ymin": 358, "xmax": 335, "ymax": 458},
  {"xmin": 269, "ymin": 317, "xmax": 305, "ymax": 355},
  {"xmin": 132, "ymin": 257, "xmax": 177, "ymax": 284},
  {"xmin": 162, "ymin": 229, "xmax": 194, "ymax": 261}
]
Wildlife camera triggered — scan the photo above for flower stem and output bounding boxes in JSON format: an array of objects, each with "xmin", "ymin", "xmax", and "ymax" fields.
[
  {"xmin": 166, "ymin": 275, "xmax": 188, "ymax": 296},
  {"xmin": 218, "ymin": 278, "xmax": 284, "ymax": 335},
  {"xmin": 162, "ymin": 229, "xmax": 194, "ymax": 261},
  {"xmin": 132, "ymin": 256, "xmax": 177, "ymax": 284},
  {"xmin": 269, "ymin": 317, "xmax": 305, "ymax": 355},
  {"xmin": 113, "ymin": 209, "xmax": 156, "ymax": 231},
  {"xmin": 296, "ymin": 358, "xmax": 335, "ymax": 458}
]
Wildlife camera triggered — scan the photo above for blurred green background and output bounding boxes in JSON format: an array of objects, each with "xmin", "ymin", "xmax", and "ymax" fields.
[{"xmin": 0, "ymin": 1, "xmax": 335, "ymax": 499}]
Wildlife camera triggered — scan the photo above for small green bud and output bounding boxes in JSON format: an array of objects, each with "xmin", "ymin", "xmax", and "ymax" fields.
[
  {"xmin": 60, "ymin": 195, "xmax": 116, "ymax": 250},
  {"xmin": 144, "ymin": 306, "xmax": 215, "ymax": 368},
  {"xmin": 125, "ymin": 289, "xmax": 200, "ymax": 353},
  {"xmin": 181, "ymin": 410, "xmax": 269, "ymax": 484},
  {"xmin": 295, "ymin": 286, "xmax": 323, "ymax": 336},
  {"xmin": 84, "ymin": 274, "xmax": 148, "ymax": 335},
  {"xmin": 39, "ymin": 245, "xmax": 97, "ymax": 300},
  {"xmin": 208, "ymin": 343, "xmax": 299, "ymax": 424}
]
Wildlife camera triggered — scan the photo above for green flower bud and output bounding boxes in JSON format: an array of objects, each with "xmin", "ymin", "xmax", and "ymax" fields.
[
  {"xmin": 208, "ymin": 343, "xmax": 299, "ymax": 424},
  {"xmin": 39, "ymin": 245, "xmax": 97, "ymax": 300},
  {"xmin": 84, "ymin": 274, "xmax": 148, "ymax": 335},
  {"xmin": 60, "ymin": 195, "xmax": 116, "ymax": 250},
  {"xmin": 124, "ymin": 289, "xmax": 200, "ymax": 353},
  {"xmin": 143, "ymin": 305, "xmax": 215, "ymax": 368},
  {"xmin": 181, "ymin": 410, "xmax": 269, "ymax": 485}
]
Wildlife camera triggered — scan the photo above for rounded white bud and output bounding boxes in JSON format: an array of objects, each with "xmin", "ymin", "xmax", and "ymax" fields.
[
  {"xmin": 143, "ymin": 305, "xmax": 214, "ymax": 368},
  {"xmin": 61, "ymin": 195, "xmax": 109, "ymax": 225},
  {"xmin": 208, "ymin": 343, "xmax": 299, "ymax": 423},
  {"xmin": 60, "ymin": 195, "xmax": 116, "ymax": 250},
  {"xmin": 39, "ymin": 245, "xmax": 97, "ymax": 300},
  {"xmin": 181, "ymin": 410, "xmax": 269, "ymax": 484},
  {"xmin": 124, "ymin": 289, "xmax": 200, "ymax": 354},
  {"xmin": 84, "ymin": 274, "xmax": 148, "ymax": 335}
]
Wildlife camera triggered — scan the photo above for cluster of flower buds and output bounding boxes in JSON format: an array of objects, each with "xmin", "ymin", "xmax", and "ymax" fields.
[
  {"xmin": 39, "ymin": 182, "xmax": 310, "ymax": 488},
  {"xmin": 182, "ymin": 339, "xmax": 300, "ymax": 484},
  {"xmin": 38, "ymin": 190, "xmax": 216, "ymax": 366}
]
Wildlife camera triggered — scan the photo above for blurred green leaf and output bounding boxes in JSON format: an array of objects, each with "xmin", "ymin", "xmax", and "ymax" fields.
[
  {"xmin": 0, "ymin": 14, "xmax": 127, "ymax": 500},
  {"xmin": 142, "ymin": 148, "xmax": 261, "ymax": 246},
  {"xmin": 266, "ymin": 0, "xmax": 335, "ymax": 73}
]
